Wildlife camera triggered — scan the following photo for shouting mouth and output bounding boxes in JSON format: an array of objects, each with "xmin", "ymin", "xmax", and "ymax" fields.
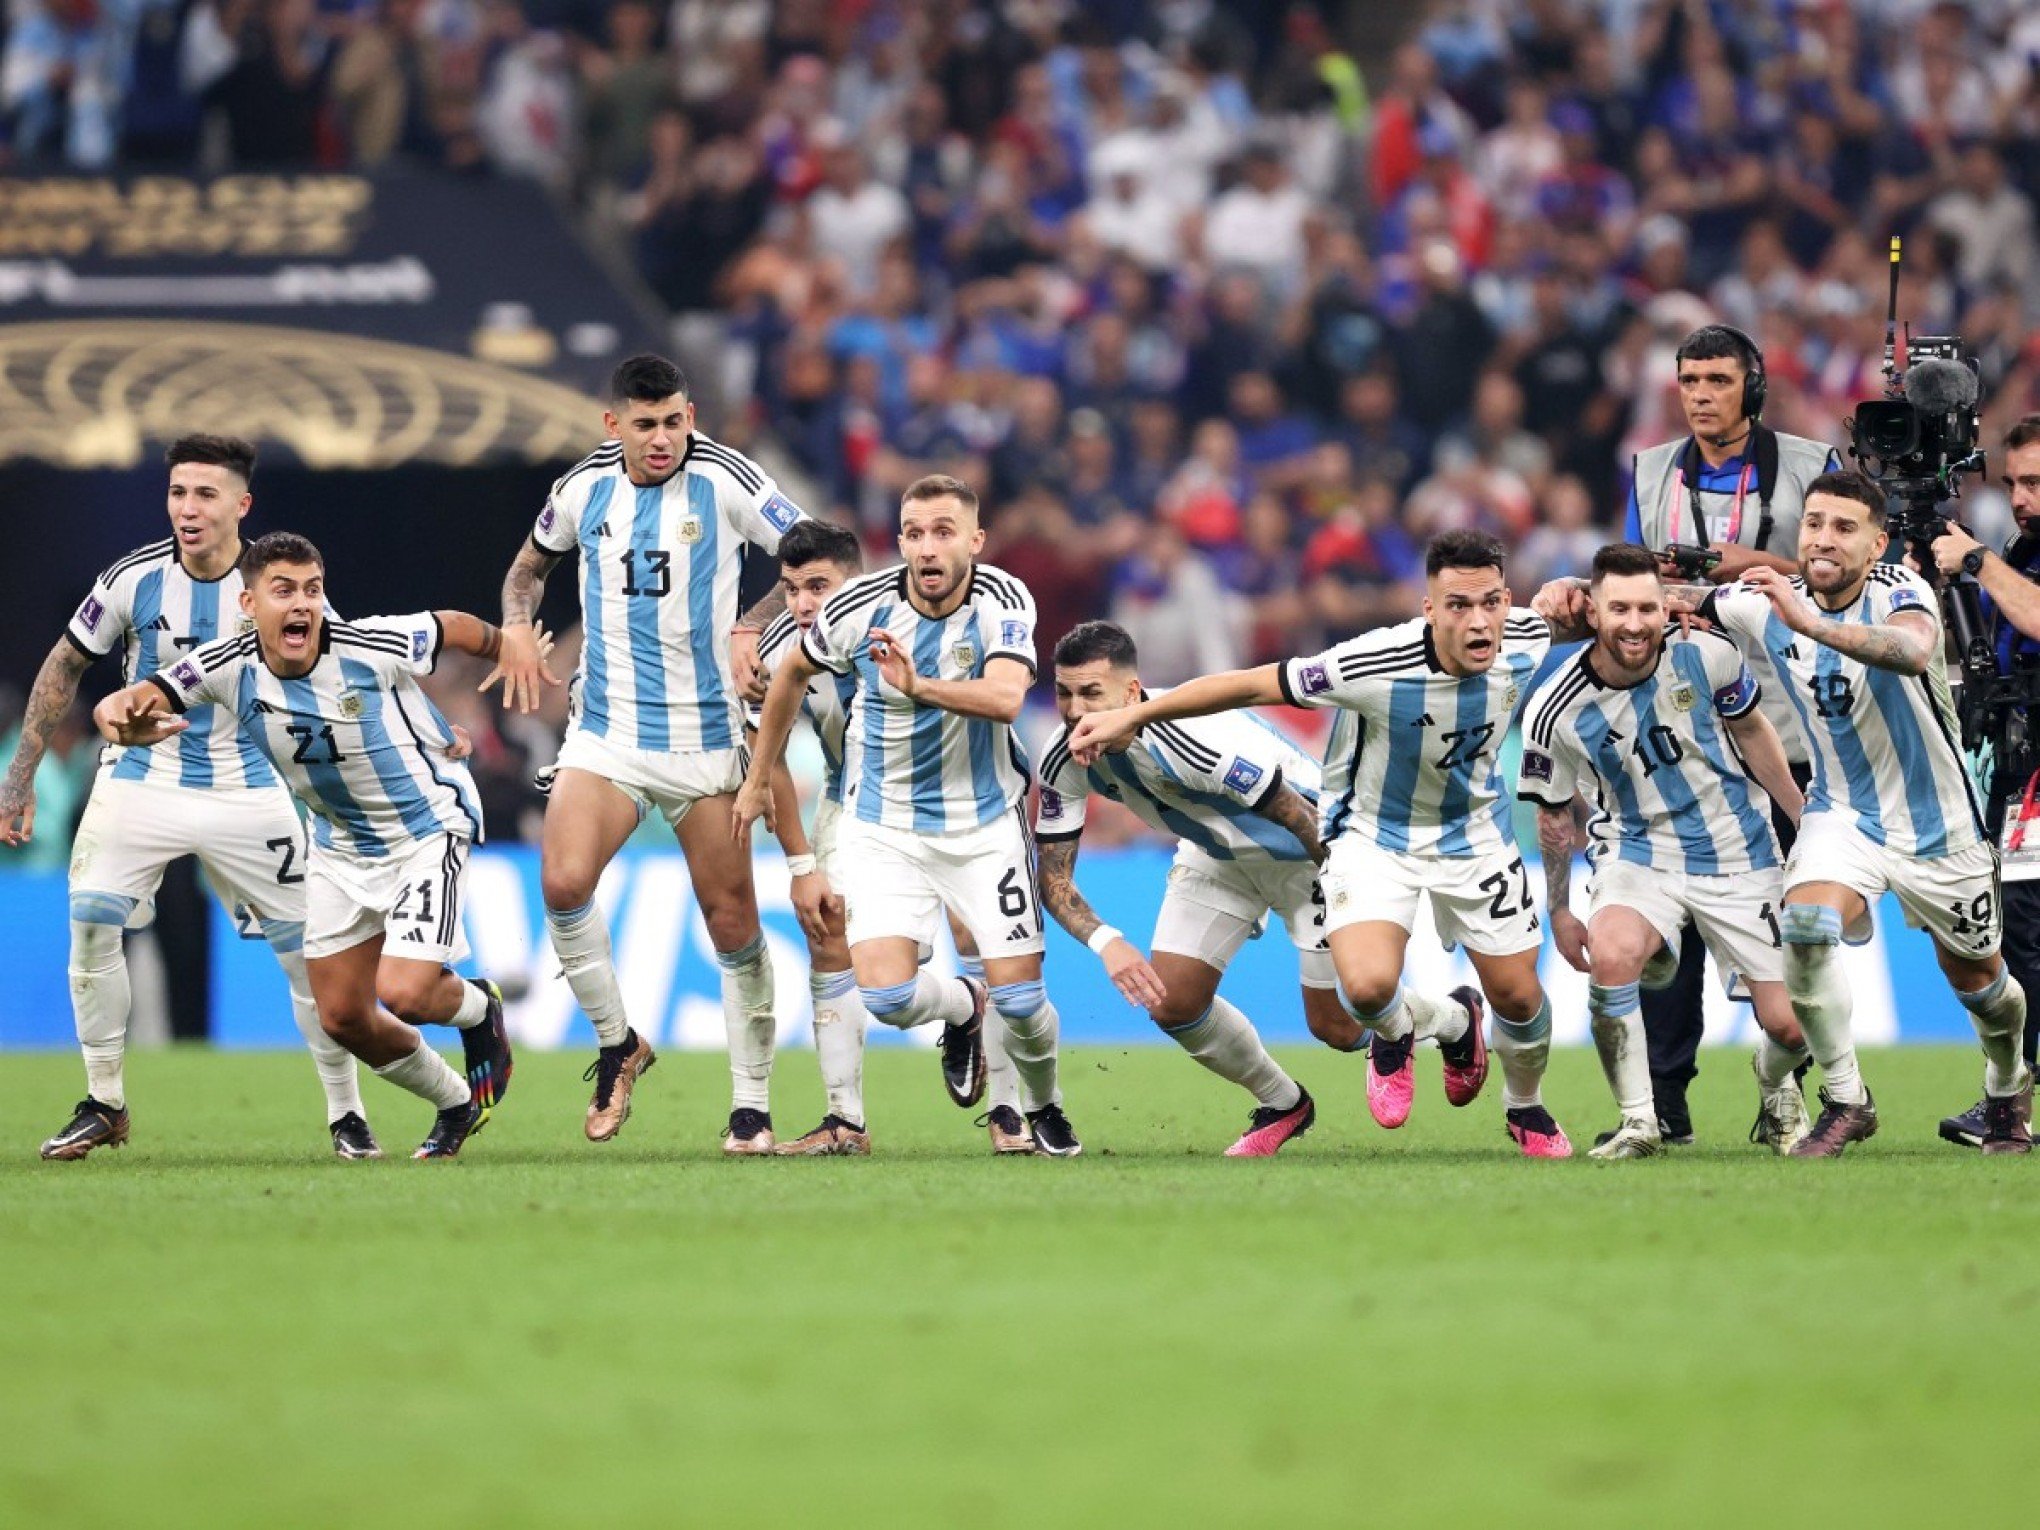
[{"xmin": 279, "ymin": 618, "xmax": 313, "ymax": 655}]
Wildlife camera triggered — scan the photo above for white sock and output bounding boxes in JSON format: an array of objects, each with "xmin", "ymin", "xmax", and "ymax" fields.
[
  {"xmin": 1782, "ymin": 906, "xmax": 1864, "ymax": 1104},
  {"xmin": 1164, "ymin": 997, "xmax": 1299, "ymax": 1108},
  {"xmin": 68, "ymin": 916, "xmax": 130, "ymax": 1109},
  {"xmin": 274, "ymin": 942, "xmax": 364, "ymax": 1124},
  {"xmin": 864, "ymin": 972, "xmax": 975, "ymax": 1030},
  {"xmin": 372, "ymin": 1042, "xmax": 471, "ymax": 1108},
  {"xmin": 1957, "ymin": 968, "xmax": 2031, "ymax": 1097},
  {"xmin": 1587, "ymin": 981, "xmax": 1652, "ymax": 1121},
  {"xmin": 546, "ymin": 901, "xmax": 631, "ymax": 1047},
  {"xmin": 993, "ymin": 984, "xmax": 1061, "ymax": 1113},
  {"xmin": 810, "ymin": 969, "xmax": 866, "ymax": 1125},
  {"xmin": 1406, "ymin": 987, "xmax": 1466, "ymax": 1046},
  {"xmin": 1492, "ymin": 996, "xmax": 1553, "ymax": 1111},
  {"xmin": 1752, "ymin": 1032, "xmax": 1809, "ymax": 1090},
  {"xmin": 963, "ymin": 955, "xmax": 1018, "ymax": 1109},
  {"xmin": 716, "ymin": 935, "xmax": 775, "ymax": 1112},
  {"xmin": 449, "ymin": 979, "xmax": 489, "ymax": 1029},
  {"xmin": 1350, "ymin": 985, "xmax": 1411, "ymax": 1041}
]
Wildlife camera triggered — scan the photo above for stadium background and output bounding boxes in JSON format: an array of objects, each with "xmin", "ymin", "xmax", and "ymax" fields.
[{"xmin": 4, "ymin": 0, "xmax": 2039, "ymax": 1053}]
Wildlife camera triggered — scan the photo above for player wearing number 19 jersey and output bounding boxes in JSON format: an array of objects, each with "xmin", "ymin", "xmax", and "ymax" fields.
[
  {"xmin": 1066, "ymin": 530, "xmax": 1569, "ymax": 1158},
  {"xmin": 1704, "ymin": 471, "xmax": 2031, "ymax": 1155},
  {"xmin": 0, "ymin": 437, "xmax": 375, "ymax": 1162},
  {"xmin": 491, "ymin": 355, "xmax": 809, "ymax": 1148}
]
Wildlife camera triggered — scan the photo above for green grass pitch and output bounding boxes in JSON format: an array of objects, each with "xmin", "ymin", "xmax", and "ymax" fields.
[{"xmin": 2, "ymin": 1043, "xmax": 2031, "ymax": 1528}]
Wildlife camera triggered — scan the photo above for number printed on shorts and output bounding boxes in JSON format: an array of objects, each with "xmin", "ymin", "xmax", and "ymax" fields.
[
  {"xmin": 286, "ymin": 723, "xmax": 345, "ymax": 764},
  {"xmin": 392, "ymin": 877, "xmax": 438, "ymax": 928},
  {"xmin": 1478, "ymin": 856, "xmax": 1537, "ymax": 926},
  {"xmin": 1759, "ymin": 900, "xmax": 1782, "ymax": 948},
  {"xmin": 265, "ymin": 835, "xmax": 304, "ymax": 886},
  {"xmin": 997, "ymin": 867, "xmax": 1028, "ymax": 918},
  {"xmin": 1947, "ymin": 889, "xmax": 1997, "ymax": 939}
]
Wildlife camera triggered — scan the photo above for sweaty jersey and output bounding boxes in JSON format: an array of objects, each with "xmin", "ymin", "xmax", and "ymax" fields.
[
  {"xmin": 1278, "ymin": 612, "xmax": 1550, "ymax": 858},
  {"xmin": 752, "ymin": 609, "xmax": 856, "ymax": 805},
  {"xmin": 1034, "ymin": 699, "xmax": 1322, "ymax": 863},
  {"xmin": 533, "ymin": 434, "xmax": 807, "ymax": 755},
  {"xmin": 151, "ymin": 615, "xmax": 483, "ymax": 858},
  {"xmin": 800, "ymin": 563, "xmax": 1035, "ymax": 833},
  {"xmin": 1519, "ymin": 629, "xmax": 1780, "ymax": 875},
  {"xmin": 66, "ymin": 538, "xmax": 280, "ymax": 791},
  {"xmin": 1707, "ymin": 566, "xmax": 1983, "ymax": 858}
]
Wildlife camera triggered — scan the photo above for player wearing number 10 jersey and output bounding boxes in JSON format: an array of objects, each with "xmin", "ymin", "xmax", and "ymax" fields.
[
  {"xmin": 1068, "ymin": 530, "xmax": 1571, "ymax": 1158},
  {"xmin": 490, "ymin": 355, "xmax": 810, "ymax": 1149},
  {"xmin": 1702, "ymin": 471, "xmax": 2032, "ymax": 1155}
]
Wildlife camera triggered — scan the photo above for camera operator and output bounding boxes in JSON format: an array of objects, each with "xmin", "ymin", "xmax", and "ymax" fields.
[
  {"xmin": 1926, "ymin": 415, "xmax": 2040, "ymax": 1146},
  {"xmin": 1620, "ymin": 324, "xmax": 1839, "ymax": 1143}
]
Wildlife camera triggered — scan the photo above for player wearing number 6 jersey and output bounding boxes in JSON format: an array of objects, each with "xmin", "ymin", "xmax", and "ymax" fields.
[
  {"xmin": 2, "ymin": 437, "xmax": 377, "ymax": 1162},
  {"xmin": 1519, "ymin": 544, "xmax": 1812, "ymax": 1160},
  {"xmin": 735, "ymin": 475, "xmax": 1081, "ymax": 1157},
  {"xmin": 1034, "ymin": 621, "xmax": 1330, "ymax": 1157},
  {"xmin": 488, "ymin": 354, "xmax": 810, "ymax": 1149},
  {"xmin": 1700, "ymin": 471, "xmax": 2032, "ymax": 1155},
  {"xmin": 92, "ymin": 533, "xmax": 524, "ymax": 1161},
  {"xmin": 1070, "ymin": 529, "xmax": 1571, "ymax": 1158}
]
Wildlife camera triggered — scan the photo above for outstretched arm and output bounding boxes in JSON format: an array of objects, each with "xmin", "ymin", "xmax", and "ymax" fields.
[
  {"xmin": 92, "ymin": 679, "xmax": 188, "ymax": 749},
  {"xmin": 1038, "ymin": 836, "xmax": 1166, "ymax": 1009},
  {"xmin": 1, "ymin": 638, "xmax": 93, "ymax": 846},
  {"xmin": 1741, "ymin": 565, "xmax": 1933, "ymax": 674},
  {"xmin": 486, "ymin": 538, "xmax": 564, "ymax": 711},
  {"xmin": 867, "ymin": 636, "xmax": 1032, "ymax": 723},
  {"xmin": 1066, "ymin": 664, "xmax": 1285, "ymax": 764}
]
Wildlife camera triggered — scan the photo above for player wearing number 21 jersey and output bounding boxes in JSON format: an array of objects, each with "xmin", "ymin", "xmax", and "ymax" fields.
[
  {"xmin": 94, "ymin": 532, "xmax": 523, "ymax": 1162},
  {"xmin": 1698, "ymin": 471, "xmax": 2030, "ymax": 1155},
  {"xmin": 1067, "ymin": 529, "xmax": 1571, "ymax": 1158}
]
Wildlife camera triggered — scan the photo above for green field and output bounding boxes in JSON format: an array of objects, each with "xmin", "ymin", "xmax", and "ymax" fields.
[{"xmin": 1, "ymin": 1043, "xmax": 2030, "ymax": 1528}]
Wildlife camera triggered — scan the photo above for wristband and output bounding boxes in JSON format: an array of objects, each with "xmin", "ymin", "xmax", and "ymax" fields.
[
  {"xmin": 1086, "ymin": 925, "xmax": 1122, "ymax": 956},
  {"xmin": 785, "ymin": 854, "xmax": 817, "ymax": 877}
]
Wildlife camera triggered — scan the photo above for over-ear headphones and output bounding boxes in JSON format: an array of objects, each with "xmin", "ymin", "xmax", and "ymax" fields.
[{"xmin": 1677, "ymin": 324, "xmax": 1767, "ymax": 429}]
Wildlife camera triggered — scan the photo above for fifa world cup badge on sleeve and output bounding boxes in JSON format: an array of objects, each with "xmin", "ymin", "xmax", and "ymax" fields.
[
  {"xmin": 761, "ymin": 492, "xmax": 801, "ymax": 533},
  {"xmin": 538, "ymin": 503, "xmax": 557, "ymax": 536},
  {"xmin": 1000, "ymin": 619, "xmax": 1029, "ymax": 649},
  {"xmin": 1298, "ymin": 660, "xmax": 1331, "ymax": 697},
  {"xmin": 412, "ymin": 629, "xmax": 430, "ymax": 662},
  {"xmin": 1522, "ymin": 749, "xmax": 1554, "ymax": 783},
  {"xmin": 77, "ymin": 595, "xmax": 104, "ymax": 633},
  {"xmin": 1223, "ymin": 757, "xmax": 1264, "ymax": 795},
  {"xmin": 1888, "ymin": 585, "xmax": 1926, "ymax": 613},
  {"xmin": 170, "ymin": 659, "xmax": 200, "ymax": 691},
  {"xmin": 1039, "ymin": 786, "xmax": 1064, "ymax": 822}
]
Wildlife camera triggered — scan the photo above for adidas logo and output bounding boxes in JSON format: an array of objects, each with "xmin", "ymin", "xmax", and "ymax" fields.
[
  {"xmin": 1781, "ymin": 642, "xmax": 1801, "ymax": 660},
  {"xmin": 1006, "ymin": 923, "xmax": 1032, "ymax": 942},
  {"xmin": 1411, "ymin": 712, "xmax": 1435, "ymax": 727},
  {"xmin": 403, "ymin": 928, "xmax": 425, "ymax": 942},
  {"xmin": 149, "ymin": 616, "xmax": 172, "ymax": 630}
]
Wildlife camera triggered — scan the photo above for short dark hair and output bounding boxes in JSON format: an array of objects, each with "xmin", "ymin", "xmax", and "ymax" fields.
[
  {"xmin": 2005, "ymin": 414, "xmax": 2040, "ymax": 455},
  {"xmin": 1804, "ymin": 469, "xmax": 1888, "ymax": 524},
  {"xmin": 902, "ymin": 473, "xmax": 980, "ymax": 517},
  {"xmin": 1590, "ymin": 542, "xmax": 1662, "ymax": 584},
  {"xmin": 1425, "ymin": 528, "xmax": 1508, "ymax": 578},
  {"xmin": 777, "ymin": 519, "xmax": 861, "ymax": 572},
  {"xmin": 608, "ymin": 353, "xmax": 688, "ymax": 405},
  {"xmin": 1675, "ymin": 324, "xmax": 1758, "ymax": 373},
  {"xmin": 240, "ymin": 531, "xmax": 324, "ymax": 581},
  {"xmin": 1054, "ymin": 620, "xmax": 1139, "ymax": 671},
  {"xmin": 166, "ymin": 433, "xmax": 256, "ymax": 484}
]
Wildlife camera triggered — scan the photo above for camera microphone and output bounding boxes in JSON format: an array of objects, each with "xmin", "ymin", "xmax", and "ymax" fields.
[{"xmin": 1903, "ymin": 356, "xmax": 1980, "ymax": 415}]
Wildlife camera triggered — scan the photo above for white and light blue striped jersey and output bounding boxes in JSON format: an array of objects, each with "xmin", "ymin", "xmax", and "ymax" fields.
[
  {"xmin": 534, "ymin": 434, "xmax": 807, "ymax": 755},
  {"xmin": 1518, "ymin": 628, "xmax": 1780, "ymax": 874},
  {"xmin": 1708, "ymin": 565, "xmax": 1983, "ymax": 857},
  {"xmin": 801, "ymin": 563, "xmax": 1036, "ymax": 832},
  {"xmin": 1033, "ymin": 697, "xmax": 1322, "ymax": 863},
  {"xmin": 751, "ymin": 609, "xmax": 856, "ymax": 805},
  {"xmin": 151, "ymin": 616, "xmax": 483, "ymax": 858},
  {"xmin": 66, "ymin": 538, "xmax": 279, "ymax": 791},
  {"xmin": 1279, "ymin": 612, "xmax": 1550, "ymax": 858}
]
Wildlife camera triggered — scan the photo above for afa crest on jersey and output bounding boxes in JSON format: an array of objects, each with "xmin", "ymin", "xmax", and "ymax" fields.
[
  {"xmin": 1669, "ymin": 681, "xmax": 1698, "ymax": 712},
  {"xmin": 338, "ymin": 691, "xmax": 366, "ymax": 720},
  {"xmin": 951, "ymin": 640, "xmax": 978, "ymax": 672},
  {"xmin": 236, "ymin": 613, "xmax": 256, "ymax": 635},
  {"xmin": 677, "ymin": 517, "xmax": 704, "ymax": 544}
]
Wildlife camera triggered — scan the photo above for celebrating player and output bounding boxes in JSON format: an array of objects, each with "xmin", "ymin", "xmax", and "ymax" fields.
[
  {"xmin": 734, "ymin": 474, "xmax": 1081, "ymax": 1156},
  {"xmin": 1520, "ymin": 543, "xmax": 1811, "ymax": 1159},
  {"xmin": 1071, "ymin": 530, "xmax": 1569, "ymax": 1158},
  {"xmin": 91, "ymin": 533, "xmax": 519, "ymax": 1160},
  {"xmin": 1034, "ymin": 620, "xmax": 1328, "ymax": 1157},
  {"xmin": 2, "ymin": 437, "xmax": 380, "ymax": 1161},
  {"xmin": 487, "ymin": 354, "xmax": 807, "ymax": 1150},
  {"xmin": 1700, "ymin": 471, "xmax": 2031, "ymax": 1154}
]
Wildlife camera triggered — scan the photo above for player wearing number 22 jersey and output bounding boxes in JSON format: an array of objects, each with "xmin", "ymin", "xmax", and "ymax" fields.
[
  {"xmin": 1699, "ymin": 470, "xmax": 2030, "ymax": 1156},
  {"xmin": 1065, "ymin": 530, "xmax": 1569, "ymax": 1158}
]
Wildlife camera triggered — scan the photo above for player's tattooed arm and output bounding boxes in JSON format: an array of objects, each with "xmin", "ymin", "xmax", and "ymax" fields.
[
  {"xmin": 731, "ymin": 587, "xmax": 788, "ymax": 704},
  {"xmin": 1798, "ymin": 610, "xmax": 1936, "ymax": 675},
  {"xmin": 0, "ymin": 639, "xmax": 93, "ymax": 845},
  {"xmin": 500, "ymin": 537, "xmax": 560, "ymax": 630},
  {"xmin": 1254, "ymin": 782, "xmax": 1327, "ymax": 865},
  {"xmin": 1538, "ymin": 801, "xmax": 1591, "ymax": 972},
  {"xmin": 485, "ymin": 540, "xmax": 564, "ymax": 713},
  {"xmin": 1037, "ymin": 836, "xmax": 1104, "ymax": 945}
]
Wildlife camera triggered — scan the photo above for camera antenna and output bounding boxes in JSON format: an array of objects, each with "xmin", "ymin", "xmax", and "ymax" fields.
[{"xmin": 1883, "ymin": 235, "xmax": 1904, "ymax": 395}]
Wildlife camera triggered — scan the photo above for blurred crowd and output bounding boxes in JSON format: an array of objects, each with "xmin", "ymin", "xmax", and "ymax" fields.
[{"xmin": 9, "ymin": 0, "xmax": 2040, "ymax": 841}]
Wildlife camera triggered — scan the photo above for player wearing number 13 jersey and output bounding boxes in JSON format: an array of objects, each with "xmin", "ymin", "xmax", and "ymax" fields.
[
  {"xmin": 1701, "ymin": 471, "xmax": 2031, "ymax": 1155},
  {"xmin": 491, "ymin": 355, "xmax": 811, "ymax": 1148},
  {"xmin": 1067, "ymin": 530, "xmax": 1571, "ymax": 1158}
]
